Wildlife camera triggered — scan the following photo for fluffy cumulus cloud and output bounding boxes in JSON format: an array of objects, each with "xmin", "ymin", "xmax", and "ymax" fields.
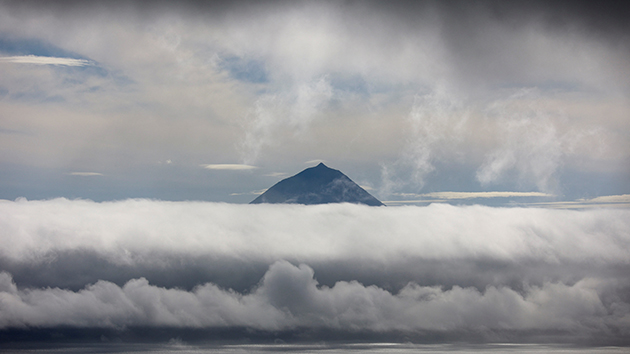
[
  {"xmin": 2, "ymin": 261, "xmax": 628, "ymax": 337},
  {"xmin": 1, "ymin": 199, "xmax": 629, "ymax": 344}
]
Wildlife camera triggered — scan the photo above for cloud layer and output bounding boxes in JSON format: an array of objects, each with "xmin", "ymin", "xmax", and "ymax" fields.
[
  {"xmin": 2, "ymin": 198, "xmax": 629, "ymax": 263},
  {"xmin": 2, "ymin": 261, "xmax": 628, "ymax": 338},
  {"xmin": 0, "ymin": 199, "xmax": 629, "ymax": 344}
]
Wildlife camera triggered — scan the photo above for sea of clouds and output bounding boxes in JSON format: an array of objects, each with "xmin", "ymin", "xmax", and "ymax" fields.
[{"xmin": 1, "ymin": 198, "xmax": 629, "ymax": 345}]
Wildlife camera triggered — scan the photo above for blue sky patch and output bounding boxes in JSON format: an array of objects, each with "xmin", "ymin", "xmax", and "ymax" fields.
[
  {"xmin": 219, "ymin": 56, "xmax": 268, "ymax": 84},
  {"xmin": 0, "ymin": 37, "xmax": 87, "ymax": 60},
  {"xmin": 329, "ymin": 73, "xmax": 369, "ymax": 96}
]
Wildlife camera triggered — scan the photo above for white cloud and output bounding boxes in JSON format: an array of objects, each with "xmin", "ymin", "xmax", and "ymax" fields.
[
  {"xmin": 69, "ymin": 172, "xmax": 103, "ymax": 176},
  {"xmin": 381, "ymin": 199, "xmax": 445, "ymax": 205},
  {"xmin": 475, "ymin": 89, "xmax": 582, "ymax": 193},
  {"xmin": 264, "ymin": 172, "xmax": 288, "ymax": 178},
  {"xmin": 240, "ymin": 77, "xmax": 333, "ymax": 164},
  {"xmin": 230, "ymin": 189, "xmax": 266, "ymax": 196},
  {"xmin": 416, "ymin": 191, "xmax": 554, "ymax": 200},
  {"xmin": 528, "ymin": 194, "xmax": 630, "ymax": 209},
  {"xmin": 580, "ymin": 194, "xmax": 630, "ymax": 204},
  {"xmin": 0, "ymin": 199, "xmax": 628, "ymax": 341},
  {"xmin": 380, "ymin": 87, "xmax": 469, "ymax": 196},
  {"xmin": 529, "ymin": 202, "xmax": 630, "ymax": 209},
  {"xmin": 0, "ymin": 55, "xmax": 91, "ymax": 66},
  {"xmin": 1, "ymin": 199, "xmax": 629, "ymax": 265},
  {"xmin": 200, "ymin": 164, "xmax": 257, "ymax": 170}
]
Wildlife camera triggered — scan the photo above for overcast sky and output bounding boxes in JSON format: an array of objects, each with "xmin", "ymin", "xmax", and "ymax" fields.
[
  {"xmin": 2, "ymin": 2, "xmax": 630, "ymax": 347},
  {"xmin": 0, "ymin": 0, "xmax": 628, "ymax": 205}
]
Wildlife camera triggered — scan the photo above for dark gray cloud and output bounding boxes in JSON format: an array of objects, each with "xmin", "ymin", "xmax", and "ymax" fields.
[
  {"xmin": 5, "ymin": 250, "xmax": 628, "ymax": 296},
  {"xmin": 1, "ymin": 261, "xmax": 629, "ymax": 344}
]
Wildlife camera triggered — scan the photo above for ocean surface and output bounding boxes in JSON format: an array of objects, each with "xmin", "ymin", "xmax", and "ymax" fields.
[{"xmin": 3, "ymin": 343, "xmax": 629, "ymax": 354}]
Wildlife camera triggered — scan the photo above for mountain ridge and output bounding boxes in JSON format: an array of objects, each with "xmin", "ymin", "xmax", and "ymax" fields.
[{"xmin": 250, "ymin": 163, "xmax": 384, "ymax": 206}]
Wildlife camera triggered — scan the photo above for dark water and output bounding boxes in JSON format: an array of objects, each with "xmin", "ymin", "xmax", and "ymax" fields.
[{"xmin": 2, "ymin": 343, "xmax": 629, "ymax": 354}]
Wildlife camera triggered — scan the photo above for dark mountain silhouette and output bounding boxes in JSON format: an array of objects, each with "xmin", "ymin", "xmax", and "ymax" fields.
[{"xmin": 250, "ymin": 163, "xmax": 384, "ymax": 206}]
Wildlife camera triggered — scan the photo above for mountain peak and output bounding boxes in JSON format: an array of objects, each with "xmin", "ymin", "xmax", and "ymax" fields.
[{"xmin": 250, "ymin": 164, "xmax": 383, "ymax": 206}]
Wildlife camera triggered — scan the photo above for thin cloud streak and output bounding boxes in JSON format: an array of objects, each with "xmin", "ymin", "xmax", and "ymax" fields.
[
  {"xmin": 529, "ymin": 194, "xmax": 630, "ymax": 209},
  {"xmin": 69, "ymin": 172, "xmax": 103, "ymax": 176},
  {"xmin": 230, "ymin": 189, "xmax": 266, "ymax": 196},
  {"xmin": 417, "ymin": 191, "xmax": 553, "ymax": 199},
  {"xmin": 581, "ymin": 194, "xmax": 630, "ymax": 204},
  {"xmin": 201, "ymin": 164, "xmax": 257, "ymax": 170},
  {"xmin": 0, "ymin": 55, "xmax": 91, "ymax": 66}
]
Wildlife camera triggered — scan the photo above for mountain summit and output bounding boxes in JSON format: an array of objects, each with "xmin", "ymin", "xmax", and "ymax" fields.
[{"xmin": 250, "ymin": 163, "xmax": 384, "ymax": 206}]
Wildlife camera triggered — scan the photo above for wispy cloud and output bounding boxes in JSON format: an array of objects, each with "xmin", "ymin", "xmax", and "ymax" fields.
[
  {"xmin": 476, "ymin": 89, "xmax": 565, "ymax": 193},
  {"xmin": 240, "ymin": 78, "xmax": 333, "ymax": 164},
  {"xmin": 382, "ymin": 199, "xmax": 444, "ymax": 206},
  {"xmin": 417, "ymin": 191, "xmax": 554, "ymax": 200},
  {"xmin": 384, "ymin": 191, "xmax": 554, "ymax": 205},
  {"xmin": 380, "ymin": 88, "xmax": 469, "ymax": 196},
  {"xmin": 230, "ymin": 189, "xmax": 266, "ymax": 196},
  {"xmin": 69, "ymin": 172, "xmax": 103, "ymax": 176},
  {"xmin": 264, "ymin": 172, "xmax": 288, "ymax": 178},
  {"xmin": 529, "ymin": 194, "xmax": 630, "ymax": 209},
  {"xmin": 580, "ymin": 194, "xmax": 630, "ymax": 204},
  {"xmin": 200, "ymin": 164, "xmax": 257, "ymax": 170},
  {"xmin": 0, "ymin": 55, "xmax": 91, "ymax": 66},
  {"xmin": 304, "ymin": 159, "xmax": 326, "ymax": 165}
]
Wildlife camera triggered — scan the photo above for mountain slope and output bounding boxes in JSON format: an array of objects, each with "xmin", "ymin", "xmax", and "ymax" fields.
[{"xmin": 250, "ymin": 163, "xmax": 384, "ymax": 206}]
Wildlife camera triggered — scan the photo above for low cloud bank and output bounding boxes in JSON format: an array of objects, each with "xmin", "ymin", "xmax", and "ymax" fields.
[
  {"xmin": 1, "ymin": 199, "xmax": 629, "ymax": 343},
  {"xmin": 1, "ymin": 261, "xmax": 629, "ymax": 341},
  {"xmin": 1, "ymin": 198, "xmax": 629, "ymax": 263}
]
